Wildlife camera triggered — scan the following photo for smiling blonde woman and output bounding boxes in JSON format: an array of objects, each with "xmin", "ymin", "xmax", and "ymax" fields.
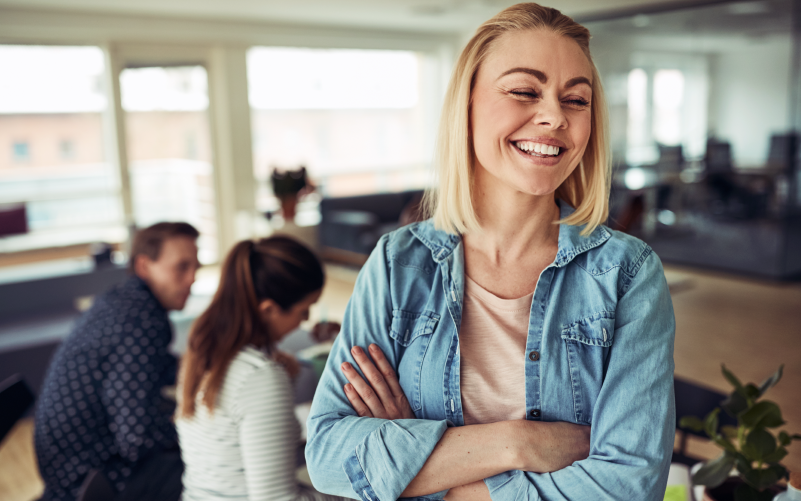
[{"xmin": 305, "ymin": 4, "xmax": 675, "ymax": 501}]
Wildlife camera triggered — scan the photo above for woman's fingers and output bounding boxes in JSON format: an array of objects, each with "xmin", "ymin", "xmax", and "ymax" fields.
[
  {"xmin": 343, "ymin": 383, "xmax": 373, "ymax": 418},
  {"xmin": 340, "ymin": 360, "xmax": 387, "ymax": 419},
  {"xmin": 368, "ymin": 344, "xmax": 415, "ymax": 419},
  {"xmin": 349, "ymin": 346, "xmax": 401, "ymax": 417},
  {"xmin": 367, "ymin": 344, "xmax": 403, "ymax": 397}
]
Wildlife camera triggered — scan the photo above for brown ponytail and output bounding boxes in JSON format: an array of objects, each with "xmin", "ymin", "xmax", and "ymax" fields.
[{"xmin": 178, "ymin": 236, "xmax": 324, "ymax": 418}]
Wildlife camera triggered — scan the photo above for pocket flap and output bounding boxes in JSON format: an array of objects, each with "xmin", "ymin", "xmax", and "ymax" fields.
[
  {"xmin": 560, "ymin": 311, "xmax": 615, "ymax": 347},
  {"xmin": 390, "ymin": 309, "xmax": 439, "ymax": 346}
]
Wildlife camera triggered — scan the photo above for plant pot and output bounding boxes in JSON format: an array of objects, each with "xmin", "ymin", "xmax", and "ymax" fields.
[{"xmin": 702, "ymin": 478, "xmax": 785, "ymax": 501}]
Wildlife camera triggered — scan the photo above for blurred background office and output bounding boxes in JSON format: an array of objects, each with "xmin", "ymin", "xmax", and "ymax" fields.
[{"xmin": 0, "ymin": 0, "xmax": 799, "ymax": 500}]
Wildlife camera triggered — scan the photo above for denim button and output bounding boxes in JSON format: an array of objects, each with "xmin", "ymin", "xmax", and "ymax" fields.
[
  {"xmin": 528, "ymin": 351, "xmax": 540, "ymax": 361},
  {"xmin": 530, "ymin": 409, "xmax": 541, "ymax": 418}
]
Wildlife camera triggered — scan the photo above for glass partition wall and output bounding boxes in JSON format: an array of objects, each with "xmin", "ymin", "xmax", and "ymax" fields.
[{"xmin": 584, "ymin": 0, "xmax": 801, "ymax": 278}]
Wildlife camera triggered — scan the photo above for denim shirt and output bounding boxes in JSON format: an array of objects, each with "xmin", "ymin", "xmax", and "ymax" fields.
[{"xmin": 306, "ymin": 203, "xmax": 676, "ymax": 501}]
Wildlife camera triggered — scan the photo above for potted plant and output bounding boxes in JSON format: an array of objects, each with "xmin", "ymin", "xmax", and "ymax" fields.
[
  {"xmin": 271, "ymin": 166, "xmax": 311, "ymax": 223},
  {"xmin": 680, "ymin": 365, "xmax": 801, "ymax": 501}
]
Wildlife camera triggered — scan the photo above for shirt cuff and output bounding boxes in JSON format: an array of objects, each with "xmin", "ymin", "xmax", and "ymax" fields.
[
  {"xmin": 342, "ymin": 419, "xmax": 449, "ymax": 501},
  {"xmin": 485, "ymin": 470, "xmax": 540, "ymax": 501}
]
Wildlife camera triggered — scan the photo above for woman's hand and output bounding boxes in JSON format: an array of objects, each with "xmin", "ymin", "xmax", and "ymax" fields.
[
  {"xmin": 340, "ymin": 344, "xmax": 415, "ymax": 420},
  {"xmin": 273, "ymin": 350, "xmax": 301, "ymax": 380},
  {"xmin": 311, "ymin": 321, "xmax": 341, "ymax": 343},
  {"xmin": 514, "ymin": 420, "xmax": 591, "ymax": 473}
]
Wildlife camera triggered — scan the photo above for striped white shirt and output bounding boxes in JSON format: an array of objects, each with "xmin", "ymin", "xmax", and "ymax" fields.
[{"xmin": 177, "ymin": 346, "xmax": 345, "ymax": 501}]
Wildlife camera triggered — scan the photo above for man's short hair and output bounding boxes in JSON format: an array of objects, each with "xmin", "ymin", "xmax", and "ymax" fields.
[{"xmin": 129, "ymin": 222, "xmax": 199, "ymax": 273}]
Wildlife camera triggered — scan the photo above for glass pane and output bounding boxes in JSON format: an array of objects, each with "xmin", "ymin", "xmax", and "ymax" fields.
[
  {"xmin": 0, "ymin": 45, "xmax": 125, "ymax": 253},
  {"xmin": 586, "ymin": 0, "xmax": 800, "ymax": 278},
  {"xmin": 247, "ymin": 47, "xmax": 435, "ymax": 218},
  {"xmin": 120, "ymin": 66, "xmax": 218, "ymax": 264}
]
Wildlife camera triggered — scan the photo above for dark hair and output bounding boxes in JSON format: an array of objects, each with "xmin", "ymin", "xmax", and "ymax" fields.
[
  {"xmin": 178, "ymin": 236, "xmax": 324, "ymax": 418},
  {"xmin": 129, "ymin": 222, "xmax": 200, "ymax": 273}
]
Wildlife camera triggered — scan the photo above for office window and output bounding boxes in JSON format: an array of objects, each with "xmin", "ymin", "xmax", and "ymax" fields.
[
  {"xmin": 0, "ymin": 45, "xmax": 125, "ymax": 253},
  {"xmin": 12, "ymin": 141, "xmax": 30, "ymax": 163},
  {"xmin": 247, "ymin": 47, "xmax": 437, "ymax": 210},
  {"xmin": 119, "ymin": 65, "xmax": 219, "ymax": 264}
]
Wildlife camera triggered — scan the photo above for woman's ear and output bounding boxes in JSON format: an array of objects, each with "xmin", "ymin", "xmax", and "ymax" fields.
[{"xmin": 259, "ymin": 298, "xmax": 279, "ymax": 320}]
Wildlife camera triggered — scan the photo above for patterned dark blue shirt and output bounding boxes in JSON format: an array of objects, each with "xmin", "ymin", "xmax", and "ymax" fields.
[{"xmin": 34, "ymin": 276, "xmax": 178, "ymax": 501}]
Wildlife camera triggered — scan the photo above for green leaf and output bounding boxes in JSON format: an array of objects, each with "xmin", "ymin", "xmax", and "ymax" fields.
[
  {"xmin": 722, "ymin": 391, "xmax": 749, "ymax": 417},
  {"xmin": 705, "ymin": 408, "xmax": 721, "ymax": 437},
  {"xmin": 758, "ymin": 365, "xmax": 783, "ymax": 397},
  {"xmin": 743, "ymin": 384, "xmax": 760, "ymax": 401},
  {"xmin": 722, "ymin": 425, "xmax": 739, "ymax": 440},
  {"xmin": 735, "ymin": 452, "xmax": 753, "ymax": 475},
  {"xmin": 712, "ymin": 434, "xmax": 739, "ymax": 454},
  {"xmin": 762, "ymin": 446, "xmax": 788, "ymax": 464},
  {"xmin": 741, "ymin": 465, "xmax": 781, "ymax": 491},
  {"xmin": 693, "ymin": 453, "xmax": 736, "ymax": 487},
  {"xmin": 740, "ymin": 401, "xmax": 785, "ymax": 429},
  {"xmin": 680, "ymin": 415, "xmax": 705, "ymax": 432},
  {"xmin": 723, "ymin": 364, "xmax": 746, "ymax": 395},
  {"xmin": 742, "ymin": 429, "xmax": 776, "ymax": 461}
]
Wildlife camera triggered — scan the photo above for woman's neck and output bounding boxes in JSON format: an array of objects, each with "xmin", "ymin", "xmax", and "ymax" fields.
[{"xmin": 464, "ymin": 169, "xmax": 560, "ymax": 266}]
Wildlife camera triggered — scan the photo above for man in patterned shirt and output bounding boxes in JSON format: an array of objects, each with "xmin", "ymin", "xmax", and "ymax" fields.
[{"xmin": 35, "ymin": 222, "xmax": 201, "ymax": 501}]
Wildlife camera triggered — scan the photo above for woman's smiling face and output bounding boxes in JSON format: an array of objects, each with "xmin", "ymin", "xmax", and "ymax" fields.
[{"xmin": 470, "ymin": 29, "xmax": 594, "ymax": 198}]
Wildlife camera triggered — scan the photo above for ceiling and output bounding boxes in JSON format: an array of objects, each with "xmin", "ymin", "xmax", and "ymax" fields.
[{"xmin": 0, "ymin": 0, "xmax": 723, "ymax": 34}]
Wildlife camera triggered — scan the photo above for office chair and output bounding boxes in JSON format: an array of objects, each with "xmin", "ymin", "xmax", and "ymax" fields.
[
  {"xmin": 766, "ymin": 133, "xmax": 798, "ymax": 174},
  {"xmin": 0, "ymin": 374, "xmax": 35, "ymax": 445},
  {"xmin": 673, "ymin": 377, "xmax": 737, "ymax": 466}
]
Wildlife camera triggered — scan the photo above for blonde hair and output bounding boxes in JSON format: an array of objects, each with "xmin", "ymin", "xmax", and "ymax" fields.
[{"xmin": 425, "ymin": 2, "xmax": 610, "ymax": 236}]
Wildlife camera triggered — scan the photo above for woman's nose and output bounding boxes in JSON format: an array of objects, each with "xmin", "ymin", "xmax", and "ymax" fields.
[{"xmin": 532, "ymin": 98, "xmax": 567, "ymax": 130}]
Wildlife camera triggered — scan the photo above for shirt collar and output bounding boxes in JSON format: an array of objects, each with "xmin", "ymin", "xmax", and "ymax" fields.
[{"xmin": 410, "ymin": 200, "xmax": 611, "ymax": 267}]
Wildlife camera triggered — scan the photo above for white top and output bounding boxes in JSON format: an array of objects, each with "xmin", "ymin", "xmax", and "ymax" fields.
[
  {"xmin": 459, "ymin": 275, "xmax": 533, "ymax": 425},
  {"xmin": 177, "ymin": 346, "xmax": 343, "ymax": 501}
]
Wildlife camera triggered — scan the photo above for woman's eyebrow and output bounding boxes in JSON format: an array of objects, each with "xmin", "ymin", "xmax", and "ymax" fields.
[
  {"xmin": 497, "ymin": 67, "xmax": 547, "ymax": 82},
  {"xmin": 496, "ymin": 68, "xmax": 592, "ymax": 89},
  {"xmin": 565, "ymin": 76, "xmax": 592, "ymax": 88}
]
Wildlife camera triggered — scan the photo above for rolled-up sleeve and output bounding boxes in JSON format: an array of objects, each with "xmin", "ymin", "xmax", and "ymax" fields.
[
  {"xmin": 305, "ymin": 236, "xmax": 449, "ymax": 501},
  {"xmin": 484, "ymin": 249, "xmax": 676, "ymax": 501}
]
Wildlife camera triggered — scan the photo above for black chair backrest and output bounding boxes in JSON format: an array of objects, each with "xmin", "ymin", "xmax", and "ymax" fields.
[
  {"xmin": 673, "ymin": 377, "xmax": 738, "ymax": 465},
  {"xmin": 767, "ymin": 133, "xmax": 798, "ymax": 173},
  {"xmin": 657, "ymin": 144, "xmax": 684, "ymax": 173},
  {"xmin": 705, "ymin": 139, "xmax": 733, "ymax": 174},
  {"xmin": 675, "ymin": 377, "xmax": 737, "ymax": 436},
  {"xmin": 0, "ymin": 374, "xmax": 35, "ymax": 444}
]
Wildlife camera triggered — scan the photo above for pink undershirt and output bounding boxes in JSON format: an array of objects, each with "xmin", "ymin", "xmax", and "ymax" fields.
[{"xmin": 459, "ymin": 275, "xmax": 533, "ymax": 425}]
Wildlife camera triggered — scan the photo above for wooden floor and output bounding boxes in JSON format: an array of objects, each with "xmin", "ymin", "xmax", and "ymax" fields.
[{"xmin": 1, "ymin": 263, "xmax": 799, "ymax": 500}]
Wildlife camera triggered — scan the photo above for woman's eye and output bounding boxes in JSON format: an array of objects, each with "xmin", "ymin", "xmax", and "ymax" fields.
[
  {"xmin": 510, "ymin": 90, "xmax": 538, "ymax": 99},
  {"xmin": 564, "ymin": 98, "xmax": 590, "ymax": 108}
]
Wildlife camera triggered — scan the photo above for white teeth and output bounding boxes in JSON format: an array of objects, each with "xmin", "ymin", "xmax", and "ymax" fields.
[{"xmin": 515, "ymin": 141, "xmax": 561, "ymax": 156}]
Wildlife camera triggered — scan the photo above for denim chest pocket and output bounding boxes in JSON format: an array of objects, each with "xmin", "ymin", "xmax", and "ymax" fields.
[
  {"xmin": 390, "ymin": 309, "xmax": 439, "ymax": 412},
  {"xmin": 561, "ymin": 311, "xmax": 615, "ymax": 425}
]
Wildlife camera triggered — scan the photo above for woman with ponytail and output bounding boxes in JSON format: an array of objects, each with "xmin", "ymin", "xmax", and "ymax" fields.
[{"xmin": 176, "ymin": 236, "xmax": 345, "ymax": 501}]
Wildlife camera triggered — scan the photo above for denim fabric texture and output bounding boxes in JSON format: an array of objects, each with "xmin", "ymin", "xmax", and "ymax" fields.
[{"xmin": 305, "ymin": 202, "xmax": 676, "ymax": 501}]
